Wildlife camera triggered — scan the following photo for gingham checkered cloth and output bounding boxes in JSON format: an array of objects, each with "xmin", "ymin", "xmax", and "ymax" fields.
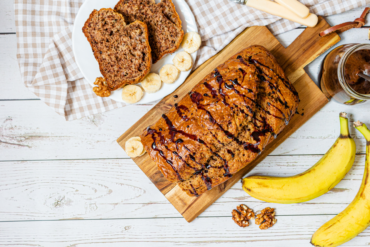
[{"xmin": 14, "ymin": 0, "xmax": 369, "ymax": 120}]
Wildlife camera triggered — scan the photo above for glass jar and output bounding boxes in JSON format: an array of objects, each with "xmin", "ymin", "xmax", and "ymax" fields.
[{"xmin": 320, "ymin": 43, "xmax": 370, "ymax": 105}]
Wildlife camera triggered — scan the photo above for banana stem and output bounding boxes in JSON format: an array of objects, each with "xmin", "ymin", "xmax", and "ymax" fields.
[
  {"xmin": 339, "ymin": 112, "xmax": 350, "ymax": 138},
  {"xmin": 354, "ymin": 121, "xmax": 370, "ymax": 142}
]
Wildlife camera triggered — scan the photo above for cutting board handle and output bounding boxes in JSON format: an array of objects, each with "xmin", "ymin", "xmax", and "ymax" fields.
[{"xmin": 274, "ymin": 16, "xmax": 340, "ymax": 82}]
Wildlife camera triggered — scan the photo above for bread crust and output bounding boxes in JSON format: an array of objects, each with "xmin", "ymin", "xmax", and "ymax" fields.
[
  {"xmin": 114, "ymin": 0, "xmax": 184, "ymax": 63},
  {"xmin": 141, "ymin": 45, "xmax": 300, "ymax": 197},
  {"xmin": 83, "ymin": 8, "xmax": 152, "ymax": 90}
]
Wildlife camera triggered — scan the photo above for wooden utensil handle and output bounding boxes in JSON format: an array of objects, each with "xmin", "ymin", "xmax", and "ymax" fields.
[
  {"xmin": 247, "ymin": 0, "xmax": 318, "ymax": 27},
  {"xmin": 275, "ymin": 0, "xmax": 310, "ymax": 18}
]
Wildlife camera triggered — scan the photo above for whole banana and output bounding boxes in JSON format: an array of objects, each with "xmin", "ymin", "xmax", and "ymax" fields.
[
  {"xmin": 242, "ymin": 112, "xmax": 356, "ymax": 204},
  {"xmin": 311, "ymin": 121, "xmax": 370, "ymax": 247}
]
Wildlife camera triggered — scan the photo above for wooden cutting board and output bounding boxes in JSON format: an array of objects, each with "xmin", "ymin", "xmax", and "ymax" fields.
[{"xmin": 117, "ymin": 17, "xmax": 340, "ymax": 222}]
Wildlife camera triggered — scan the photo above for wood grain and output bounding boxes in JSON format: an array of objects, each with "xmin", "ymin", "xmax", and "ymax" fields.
[
  {"xmin": 0, "ymin": 155, "xmax": 367, "ymax": 221},
  {"xmin": 117, "ymin": 17, "xmax": 340, "ymax": 222},
  {"xmin": 2, "ymin": 0, "xmax": 370, "ymax": 245},
  {"xmin": 0, "ymin": 0, "xmax": 15, "ymax": 33},
  {"xmin": 1, "ymin": 215, "xmax": 370, "ymax": 246},
  {"xmin": 2, "ymin": 100, "xmax": 370, "ymax": 161}
]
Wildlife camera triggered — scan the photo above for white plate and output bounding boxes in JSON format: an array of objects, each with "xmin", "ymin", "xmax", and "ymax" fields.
[{"xmin": 72, "ymin": 0, "xmax": 198, "ymax": 104}]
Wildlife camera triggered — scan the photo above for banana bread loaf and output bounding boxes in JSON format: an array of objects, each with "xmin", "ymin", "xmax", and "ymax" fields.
[
  {"xmin": 83, "ymin": 8, "xmax": 151, "ymax": 91},
  {"xmin": 114, "ymin": 0, "xmax": 184, "ymax": 63},
  {"xmin": 141, "ymin": 45, "xmax": 299, "ymax": 197}
]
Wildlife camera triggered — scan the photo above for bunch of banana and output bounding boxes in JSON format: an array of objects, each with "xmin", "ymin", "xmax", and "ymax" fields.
[
  {"xmin": 311, "ymin": 121, "xmax": 370, "ymax": 247},
  {"xmin": 242, "ymin": 112, "xmax": 356, "ymax": 203}
]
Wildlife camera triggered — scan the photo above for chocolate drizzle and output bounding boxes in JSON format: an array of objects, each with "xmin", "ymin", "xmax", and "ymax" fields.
[
  {"xmin": 248, "ymin": 56, "xmax": 299, "ymax": 97},
  {"xmin": 161, "ymin": 114, "xmax": 221, "ymax": 186},
  {"xmin": 175, "ymin": 104, "xmax": 189, "ymax": 121},
  {"xmin": 191, "ymin": 91, "xmax": 260, "ymax": 162},
  {"xmin": 237, "ymin": 55, "xmax": 296, "ymax": 116},
  {"xmin": 149, "ymin": 129, "xmax": 183, "ymax": 182},
  {"xmin": 204, "ymin": 82, "xmax": 218, "ymax": 98},
  {"xmin": 202, "ymin": 173, "xmax": 213, "ymax": 190},
  {"xmin": 190, "ymin": 184, "xmax": 199, "ymax": 197},
  {"xmin": 144, "ymin": 52, "xmax": 298, "ymax": 195},
  {"xmin": 237, "ymin": 56, "xmax": 293, "ymax": 123},
  {"xmin": 227, "ymin": 149, "xmax": 235, "ymax": 158}
]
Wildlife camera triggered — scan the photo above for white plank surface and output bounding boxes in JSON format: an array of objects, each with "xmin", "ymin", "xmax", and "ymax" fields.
[
  {"xmin": 1, "ymin": 100, "xmax": 369, "ymax": 161},
  {"xmin": 0, "ymin": 34, "xmax": 35, "ymax": 99},
  {"xmin": 1, "ymin": 216, "xmax": 370, "ymax": 247},
  {"xmin": 2, "ymin": 0, "xmax": 370, "ymax": 246},
  {"xmin": 0, "ymin": 0, "xmax": 15, "ymax": 33},
  {"xmin": 0, "ymin": 155, "xmax": 366, "ymax": 221}
]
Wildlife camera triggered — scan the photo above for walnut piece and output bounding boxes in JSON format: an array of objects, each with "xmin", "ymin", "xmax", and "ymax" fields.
[
  {"xmin": 232, "ymin": 204, "xmax": 255, "ymax": 227},
  {"xmin": 255, "ymin": 207, "xmax": 277, "ymax": 230},
  {"xmin": 93, "ymin": 77, "xmax": 111, "ymax": 97}
]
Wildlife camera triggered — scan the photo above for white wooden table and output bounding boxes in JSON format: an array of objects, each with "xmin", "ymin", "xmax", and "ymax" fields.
[{"xmin": 1, "ymin": 1, "xmax": 370, "ymax": 246}]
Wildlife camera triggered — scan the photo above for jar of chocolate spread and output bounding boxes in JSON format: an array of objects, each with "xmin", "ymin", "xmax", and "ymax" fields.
[{"xmin": 321, "ymin": 43, "xmax": 370, "ymax": 105}]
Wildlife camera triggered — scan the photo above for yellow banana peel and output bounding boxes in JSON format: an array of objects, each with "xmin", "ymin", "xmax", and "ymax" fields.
[
  {"xmin": 242, "ymin": 112, "xmax": 356, "ymax": 204},
  {"xmin": 311, "ymin": 121, "xmax": 370, "ymax": 247}
]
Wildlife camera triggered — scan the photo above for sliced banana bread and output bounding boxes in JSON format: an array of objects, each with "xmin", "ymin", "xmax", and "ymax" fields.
[
  {"xmin": 141, "ymin": 46, "xmax": 300, "ymax": 197},
  {"xmin": 114, "ymin": 0, "xmax": 184, "ymax": 63},
  {"xmin": 83, "ymin": 8, "xmax": 151, "ymax": 91}
]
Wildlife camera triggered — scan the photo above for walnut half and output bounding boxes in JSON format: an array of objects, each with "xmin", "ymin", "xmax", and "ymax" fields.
[
  {"xmin": 232, "ymin": 204, "xmax": 255, "ymax": 227},
  {"xmin": 255, "ymin": 207, "xmax": 277, "ymax": 230},
  {"xmin": 93, "ymin": 77, "xmax": 111, "ymax": 97}
]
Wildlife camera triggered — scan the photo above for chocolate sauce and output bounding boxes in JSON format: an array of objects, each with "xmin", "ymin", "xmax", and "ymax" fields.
[
  {"xmin": 229, "ymin": 78, "xmax": 253, "ymax": 93},
  {"xmin": 239, "ymin": 56, "xmax": 293, "ymax": 114},
  {"xmin": 344, "ymin": 49, "xmax": 370, "ymax": 94},
  {"xmin": 204, "ymin": 82, "xmax": 218, "ymax": 98},
  {"xmin": 227, "ymin": 149, "xmax": 235, "ymax": 158},
  {"xmin": 267, "ymin": 102, "xmax": 287, "ymax": 122},
  {"xmin": 147, "ymin": 55, "xmax": 298, "ymax": 189},
  {"xmin": 213, "ymin": 70, "xmax": 229, "ymax": 106},
  {"xmin": 161, "ymin": 114, "xmax": 222, "ymax": 182},
  {"xmin": 175, "ymin": 138, "xmax": 184, "ymax": 151},
  {"xmin": 172, "ymin": 150, "xmax": 200, "ymax": 172},
  {"xmin": 149, "ymin": 130, "xmax": 183, "ymax": 181},
  {"xmin": 175, "ymin": 104, "xmax": 189, "ymax": 121},
  {"xmin": 162, "ymin": 114, "xmax": 198, "ymax": 142},
  {"xmin": 190, "ymin": 184, "xmax": 199, "ymax": 197},
  {"xmin": 248, "ymin": 57, "xmax": 299, "ymax": 97},
  {"xmin": 238, "ymin": 55, "xmax": 297, "ymax": 116},
  {"xmin": 202, "ymin": 173, "xmax": 212, "ymax": 190},
  {"xmin": 190, "ymin": 91, "xmax": 260, "ymax": 155}
]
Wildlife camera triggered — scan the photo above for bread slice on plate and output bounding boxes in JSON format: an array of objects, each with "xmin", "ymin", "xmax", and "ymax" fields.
[
  {"xmin": 114, "ymin": 0, "xmax": 184, "ymax": 63},
  {"xmin": 83, "ymin": 8, "xmax": 151, "ymax": 91}
]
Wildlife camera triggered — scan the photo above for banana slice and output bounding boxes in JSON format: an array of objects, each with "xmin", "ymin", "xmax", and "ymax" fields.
[
  {"xmin": 181, "ymin": 32, "xmax": 201, "ymax": 54},
  {"xmin": 160, "ymin": 64, "xmax": 180, "ymax": 84},
  {"xmin": 121, "ymin": 85, "xmax": 144, "ymax": 103},
  {"xmin": 173, "ymin": 51, "xmax": 193, "ymax": 72},
  {"xmin": 125, "ymin": 136, "xmax": 146, "ymax": 157},
  {"xmin": 141, "ymin": 73, "xmax": 162, "ymax": 93}
]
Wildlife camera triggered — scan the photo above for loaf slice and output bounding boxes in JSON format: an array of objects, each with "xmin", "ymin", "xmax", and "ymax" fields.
[
  {"xmin": 114, "ymin": 0, "xmax": 184, "ymax": 63},
  {"xmin": 83, "ymin": 8, "xmax": 151, "ymax": 91},
  {"xmin": 141, "ymin": 45, "xmax": 300, "ymax": 197}
]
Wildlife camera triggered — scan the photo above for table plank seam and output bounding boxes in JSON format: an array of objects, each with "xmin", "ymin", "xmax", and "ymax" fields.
[{"xmin": 0, "ymin": 214, "xmax": 342, "ymax": 224}]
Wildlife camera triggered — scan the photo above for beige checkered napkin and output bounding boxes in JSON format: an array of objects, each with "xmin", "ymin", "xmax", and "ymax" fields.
[{"xmin": 14, "ymin": 0, "xmax": 368, "ymax": 120}]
